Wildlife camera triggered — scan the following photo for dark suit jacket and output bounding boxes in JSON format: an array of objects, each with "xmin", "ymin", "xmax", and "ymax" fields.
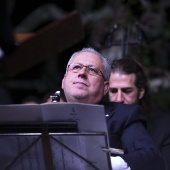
[
  {"xmin": 104, "ymin": 102, "xmax": 166, "ymax": 170},
  {"xmin": 148, "ymin": 107, "xmax": 170, "ymax": 170}
]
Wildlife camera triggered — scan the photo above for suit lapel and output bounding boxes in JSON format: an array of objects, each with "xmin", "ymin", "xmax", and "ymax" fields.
[{"xmin": 104, "ymin": 102, "xmax": 117, "ymax": 121}]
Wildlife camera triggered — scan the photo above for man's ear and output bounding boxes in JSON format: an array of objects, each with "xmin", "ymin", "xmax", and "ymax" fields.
[
  {"xmin": 103, "ymin": 81, "xmax": 109, "ymax": 95},
  {"xmin": 139, "ymin": 88, "xmax": 145, "ymax": 99},
  {"xmin": 61, "ymin": 74, "xmax": 66, "ymax": 89}
]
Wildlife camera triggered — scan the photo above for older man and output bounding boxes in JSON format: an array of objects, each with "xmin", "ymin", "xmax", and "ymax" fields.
[{"xmin": 62, "ymin": 47, "xmax": 166, "ymax": 170}]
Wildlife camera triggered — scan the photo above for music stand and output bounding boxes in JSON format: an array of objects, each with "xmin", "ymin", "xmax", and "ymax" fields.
[{"xmin": 0, "ymin": 103, "xmax": 112, "ymax": 170}]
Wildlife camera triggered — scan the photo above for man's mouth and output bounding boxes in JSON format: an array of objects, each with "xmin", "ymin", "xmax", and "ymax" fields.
[{"xmin": 73, "ymin": 81, "xmax": 88, "ymax": 86}]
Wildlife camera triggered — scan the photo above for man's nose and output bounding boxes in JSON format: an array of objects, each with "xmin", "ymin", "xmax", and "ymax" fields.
[
  {"xmin": 115, "ymin": 92, "xmax": 124, "ymax": 103},
  {"xmin": 80, "ymin": 66, "xmax": 87, "ymax": 72},
  {"xmin": 78, "ymin": 66, "xmax": 88, "ymax": 77}
]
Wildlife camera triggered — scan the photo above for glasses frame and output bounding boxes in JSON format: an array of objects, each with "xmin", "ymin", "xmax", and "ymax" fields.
[{"xmin": 67, "ymin": 63, "xmax": 105, "ymax": 80}]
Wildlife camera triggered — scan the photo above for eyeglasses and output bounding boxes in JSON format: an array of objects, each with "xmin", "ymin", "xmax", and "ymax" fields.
[{"xmin": 67, "ymin": 63, "xmax": 105, "ymax": 80}]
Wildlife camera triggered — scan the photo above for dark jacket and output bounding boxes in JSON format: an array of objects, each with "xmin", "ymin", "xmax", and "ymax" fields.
[
  {"xmin": 104, "ymin": 102, "xmax": 166, "ymax": 170},
  {"xmin": 148, "ymin": 107, "xmax": 170, "ymax": 170}
]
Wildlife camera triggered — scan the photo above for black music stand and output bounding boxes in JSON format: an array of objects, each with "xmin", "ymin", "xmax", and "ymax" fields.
[{"xmin": 0, "ymin": 103, "xmax": 111, "ymax": 170}]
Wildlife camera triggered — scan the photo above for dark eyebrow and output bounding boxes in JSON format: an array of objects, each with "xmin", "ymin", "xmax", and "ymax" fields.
[
  {"xmin": 122, "ymin": 87, "xmax": 133, "ymax": 90},
  {"xmin": 109, "ymin": 87, "xmax": 133, "ymax": 90},
  {"xmin": 109, "ymin": 88, "xmax": 118, "ymax": 92}
]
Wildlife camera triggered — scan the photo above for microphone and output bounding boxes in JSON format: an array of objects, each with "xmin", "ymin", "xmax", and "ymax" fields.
[{"xmin": 50, "ymin": 91, "xmax": 60, "ymax": 102}]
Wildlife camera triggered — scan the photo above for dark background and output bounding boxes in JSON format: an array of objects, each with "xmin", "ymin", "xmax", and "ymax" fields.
[{"xmin": 0, "ymin": 0, "xmax": 170, "ymax": 112}]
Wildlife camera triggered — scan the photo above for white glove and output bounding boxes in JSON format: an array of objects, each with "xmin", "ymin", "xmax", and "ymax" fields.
[{"xmin": 111, "ymin": 156, "xmax": 131, "ymax": 170}]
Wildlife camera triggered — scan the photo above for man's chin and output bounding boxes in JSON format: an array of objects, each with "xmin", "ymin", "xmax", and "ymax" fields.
[{"xmin": 73, "ymin": 93, "xmax": 87, "ymax": 99}]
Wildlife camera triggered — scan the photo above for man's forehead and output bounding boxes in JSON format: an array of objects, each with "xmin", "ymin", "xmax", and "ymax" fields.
[
  {"xmin": 111, "ymin": 72, "xmax": 136, "ymax": 80},
  {"xmin": 110, "ymin": 73, "xmax": 136, "ymax": 86},
  {"xmin": 72, "ymin": 52, "xmax": 102, "ymax": 66}
]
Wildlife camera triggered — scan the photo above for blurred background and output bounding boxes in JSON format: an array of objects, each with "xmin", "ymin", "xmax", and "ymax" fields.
[{"xmin": 0, "ymin": 0, "xmax": 170, "ymax": 112}]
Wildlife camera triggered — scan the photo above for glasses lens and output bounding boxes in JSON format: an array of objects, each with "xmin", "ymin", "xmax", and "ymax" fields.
[
  {"xmin": 88, "ymin": 66, "xmax": 99, "ymax": 76},
  {"xmin": 69, "ymin": 63, "xmax": 82, "ymax": 72},
  {"xmin": 68, "ymin": 63, "xmax": 104, "ymax": 79}
]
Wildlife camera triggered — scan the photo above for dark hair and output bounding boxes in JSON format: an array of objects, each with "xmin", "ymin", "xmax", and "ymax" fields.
[{"xmin": 111, "ymin": 59, "xmax": 150, "ymax": 114}]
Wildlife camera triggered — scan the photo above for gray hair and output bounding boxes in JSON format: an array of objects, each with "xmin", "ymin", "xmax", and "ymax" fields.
[{"xmin": 67, "ymin": 47, "xmax": 111, "ymax": 81}]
